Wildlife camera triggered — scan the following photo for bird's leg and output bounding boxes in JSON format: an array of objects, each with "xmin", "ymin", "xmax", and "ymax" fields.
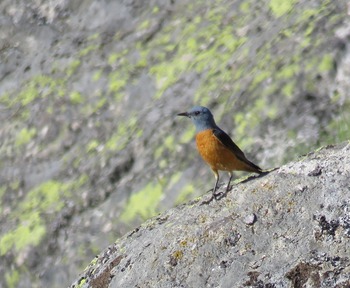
[
  {"xmin": 212, "ymin": 170, "xmax": 221, "ymax": 198},
  {"xmin": 225, "ymin": 172, "xmax": 233, "ymax": 192},
  {"xmin": 213, "ymin": 169, "xmax": 221, "ymax": 198}
]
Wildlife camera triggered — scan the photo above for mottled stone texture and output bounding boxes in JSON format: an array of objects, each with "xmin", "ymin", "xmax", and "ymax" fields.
[
  {"xmin": 71, "ymin": 142, "xmax": 350, "ymax": 288},
  {"xmin": 1, "ymin": 0, "xmax": 350, "ymax": 286}
]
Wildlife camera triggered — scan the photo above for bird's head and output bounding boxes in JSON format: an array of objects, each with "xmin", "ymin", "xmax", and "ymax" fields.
[{"xmin": 177, "ymin": 106, "xmax": 217, "ymax": 132}]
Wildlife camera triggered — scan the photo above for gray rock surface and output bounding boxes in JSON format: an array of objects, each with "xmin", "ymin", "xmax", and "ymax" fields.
[
  {"xmin": 71, "ymin": 142, "xmax": 350, "ymax": 288},
  {"xmin": 0, "ymin": 0, "xmax": 350, "ymax": 287}
]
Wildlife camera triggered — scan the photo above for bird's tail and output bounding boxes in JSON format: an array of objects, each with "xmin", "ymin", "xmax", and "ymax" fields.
[{"xmin": 244, "ymin": 160, "xmax": 263, "ymax": 174}]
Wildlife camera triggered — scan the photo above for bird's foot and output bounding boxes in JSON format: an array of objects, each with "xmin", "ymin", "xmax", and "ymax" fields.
[{"xmin": 213, "ymin": 190, "xmax": 224, "ymax": 199}]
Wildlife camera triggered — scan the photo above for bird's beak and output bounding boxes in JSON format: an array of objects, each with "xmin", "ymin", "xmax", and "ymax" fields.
[{"xmin": 177, "ymin": 112, "xmax": 189, "ymax": 117}]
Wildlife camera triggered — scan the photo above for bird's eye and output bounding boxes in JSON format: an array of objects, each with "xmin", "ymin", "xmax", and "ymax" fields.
[{"xmin": 194, "ymin": 111, "xmax": 200, "ymax": 115}]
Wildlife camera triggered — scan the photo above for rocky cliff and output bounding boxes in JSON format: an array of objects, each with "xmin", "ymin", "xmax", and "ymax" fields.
[
  {"xmin": 71, "ymin": 142, "xmax": 350, "ymax": 287},
  {"xmin": 0, "ymin": 0, "xmax": 349, "ymax": 287}
]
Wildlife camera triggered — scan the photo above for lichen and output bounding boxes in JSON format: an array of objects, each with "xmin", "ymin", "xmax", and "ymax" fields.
[
  {"xmin": 269, "ymin": 0, "xmax": 296, "ymax": 17},
  {"xmin": 70, "ymin": 91, "xmax": 84, "ymax": 104},
  {"xmin": 15, "ymin": 127, "xmax": 37, "ymax": 147},
  {"xmin": 120, "ymin": 181, "xmax": 163, "ymax": 222},
  {"xmin": 5, "ymin": 270, "xmax": 19, "ymax": 288},
  {"xmin": 0, "ymin": 176, "xmax": 87, "ymax": 256}
]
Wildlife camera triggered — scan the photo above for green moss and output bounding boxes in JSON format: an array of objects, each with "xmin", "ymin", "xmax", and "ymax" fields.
[
  {"xmin": 176, "ymin": 184, "xmax": 195, "ymax": 204},
  {"xmin": 93, "ymin": 70, "xmax": 103, "ymax": 82},
  {"xmin": 120, "ymin": 181, "xmax": 163, "ymax": 222},
  {"xmin": 0, "ymin": 187, "xmax": 5, "ymax": 199},
  {"xmin": 105, "ymin": 117, "xmax": 140, "ymax": 152},
  {"xmin": 318, "ymin": 54, "xmax": 334, "ymax": 72},
  {"xmin": 79, "ymin": 45, "xmax": 98, "ymax": 57},
  {"xmin": 9, "ymin": 181, "xmax": 20, "ymax": 190},
  {"xmin": 18, "ymin": 83, "xmax": 38, "ymax": 106},
  {"xmin": 276, "ymin": 63, "xmax": 299, "ymax": 79},
  {"xmin": 5, "ymin": 269, "xmax": 19, "ymax": 288},
  {"xmin": 168, "ymin": 172, "xmax": 182, "ymax": 188},
  {"xmin": 96, "ymin": 98, "xmax": 106, "ymax": 109},
  {"xmin": 108, "ymin": 53, "xmax": 119, "ymax": 65},
  {"xmin": 0, "ymin": 214, "xmax": 46, "ymax": 256},
  {"xmin": 86, "ymin": 139, "xmax": 99, "ymax": 153},
  {"xmin": 21, "ymin": 181, "xmax": 68, "ymax": 214},
  {"xmin": 152, "ymin": 6, "xmax": 159, "ymax": 14},
  {"xmin": 269, "ymin": 0, "xmax": 296, "ymax": 17},
  {"xmin": 180, "ymin": 126, "xmax": 195, "ymax": 143},
  {"xmin": 282, "ymin": 81, "xmax": 295, "ymax": 97},
  {"xmin": 240, "ymin": 2, "xmax": 250, "ymax": 13},
  {"xmin": 164, "ymin": 135, "xmax": 175, "ymax": 150},
  {"xmin": 15, "ymin": 127, "xmax": 37, "ymax": 147},
  {"xmin": 77, "ymin": 278, "xmax": 87, "ymax": 287},
  {"xmin": 0, "ymin": 177, "xmax": 87, "ymax": 256},
  {"xmin": 110, "ymin": 78, "xmax": 127, "ymax": 94},
  {"xmin": 69, "ymin": 91, "xmax": 84, "ymax": 104},
  {"xmin": 67, "ymin": 59, "xmax": 81, "ymax": 77},
  {"xmin": 139, "ymin": 20, "xmax": 151, "ymax": 30},
  {"xmin": 0, "ymin": 92, "xmax": 11, "ymax": 106},
  {"xmin": 88, "ymin": 33, "xmax": 100, "ymax": 41}
]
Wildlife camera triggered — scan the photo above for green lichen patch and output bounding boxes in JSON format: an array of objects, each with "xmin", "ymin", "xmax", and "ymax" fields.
[
  {"xmin": 86, "ymin": 139, "xmax": 100, "ymax": 153},
  {"xmin": 70, "ymin": 91, "xmax": 84, "ymax": 105},
  {"xmin": 5, "ymin": 269, "xmax": 19, "ymax": 288},
  {"xmin": 105, "ymin": 116, "xmax": 141, "ymax": 152},
  {"xmin": 15, "ymin": 127, "xmax": 37, "ymax": 147},
  {"xmin": 66, "ymin": 59, "xmax": 81, "ymax": 77},
  {"xmin": 0, "ymin": 176, "xmax": 87, "ymax": 256},
  {"xmin": 0, "ymin": 213, "xmax": 46, "ymax": 256},
  {"xmin": 120, "ymin": 181, "xmax": 163, "ymax": 222},
  {"xmin": 176, "ymin": 184, "xmax": 195, "ymax": 204},
  {"xmin": 269, "ymin": 0, "xmax": 296, "ymax": 18}
]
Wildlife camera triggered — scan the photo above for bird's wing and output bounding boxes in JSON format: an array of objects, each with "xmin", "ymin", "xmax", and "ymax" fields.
[{"xmin": 212, "ymin": 128, "xmax": 262, "ymax": 172}]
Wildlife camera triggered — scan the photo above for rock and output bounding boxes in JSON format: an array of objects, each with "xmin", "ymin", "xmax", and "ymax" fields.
[
  {"xmin": 1, "ymin": 0, "xmax": 350, "ymax": 287},
  {"xmin": 70, "ymin": 142, "xmax": 350, "ymax": 288}
]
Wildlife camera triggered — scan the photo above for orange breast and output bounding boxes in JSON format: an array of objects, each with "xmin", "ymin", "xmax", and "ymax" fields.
[{"xmin": 195, "ymin": 129, "xmax": 249, "ymax": 172}]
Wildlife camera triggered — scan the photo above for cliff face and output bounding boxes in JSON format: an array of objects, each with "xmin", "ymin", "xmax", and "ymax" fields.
[
  {"xmin": 71, "ymin": 142, "xmax": 350, "ymax": 288},
  {"xmin": 1, "ymin": 0, "xmax": 350, "ymax": 287}
]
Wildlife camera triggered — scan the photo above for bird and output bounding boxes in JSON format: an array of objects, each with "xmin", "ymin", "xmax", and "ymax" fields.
[{"xmin": 177, "ymin": 106, "xmax": 262, "ymax": 197}]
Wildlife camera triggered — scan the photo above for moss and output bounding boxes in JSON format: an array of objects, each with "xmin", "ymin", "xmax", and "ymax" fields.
[
  {"xmin": 139, "ymin": 20, "xmax": 151, "ymax": 30},
  {"xmin": 18, "ymin": 82, "xmax": 38, "ymax": 106},
  {"xmin": 0, "ymin": 186, "xmax": 5, "ymax": 200},
  {"xmin": 318, "ymin": 54, "xmax": 334, "ymax": 72},
  {"xmin": 152, "ymin": 6, "xmax": 159, "ymax": 14},
  {"xmin": 0, "ymin": 92, "xmax": 12, "ymax": 106},
  {"xmin": 105, "ymin": 117, "xmax": 141, "ymax": 152},
  {"xmin": 5, "ymin": 270, "xmax": 19, "ymax": 288},
  {"xmin": 92, "ymin": 70, "xmax": 103, "ymax": 82},
  {"xmin": 180, "ymin": 126, "xmax": 195, "ymax": 143},
  {"xmin": 0, "ymin": 214, "xmax": 46, "ymax": 256},
  {"xmin": 67, "ymin": 59, "xmax": 81, "ymax": 77},
  {"xmin": 120, "ymin": 181, "xmax": 163, "ymax": 222},
  {"xmin": 9, "ymin": 181, "xmax": 20, "ymax": 190},
  {"xmin": 0, "ymin": 177, "xmax": 87, "ymax": 256},
  {"xmin": 79, "ymin": 45, "xmax": 98, "ymax": 57},
  {"xmin": 176, "ymin": 184, "xmax": 195, "ymax": 204},
  {"xmin": 108, "ymin": 53, "xmax": 118, "ymax": 65},
  {"xmin": 15, "ymin": 127, "xmax": 37, "ymax": 147},
  {"xmin": 70, "ymin": 91, "xmax": 84, "ymax": 104},
  {"xmin": 281, "ymin": 81, "xmax": 295, "ymax": 98},
  {"xmin": 164, "ymin": 135, "xmax": 175, "ymax": 150},
  {"xmin": 168, "ymin": 172, "xmax": 182, "ymax": 189},
  {"xmin": 240, "ymin": 2, "xmax": 250, "ymax": 13},
  {"xmin": 86, "ymin": 139, "xmax": 100, "ymax": 153},
  {"xmin": 269, "ymin": 0, "xmax": 296, "ymax": 17},
  {"xmin": 276, "ymin": 63, "xmax": 299, "ymax": 79},
  {"xmin": 77, "ymin": 278, "xmax": 87, "ymax": 287}
]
